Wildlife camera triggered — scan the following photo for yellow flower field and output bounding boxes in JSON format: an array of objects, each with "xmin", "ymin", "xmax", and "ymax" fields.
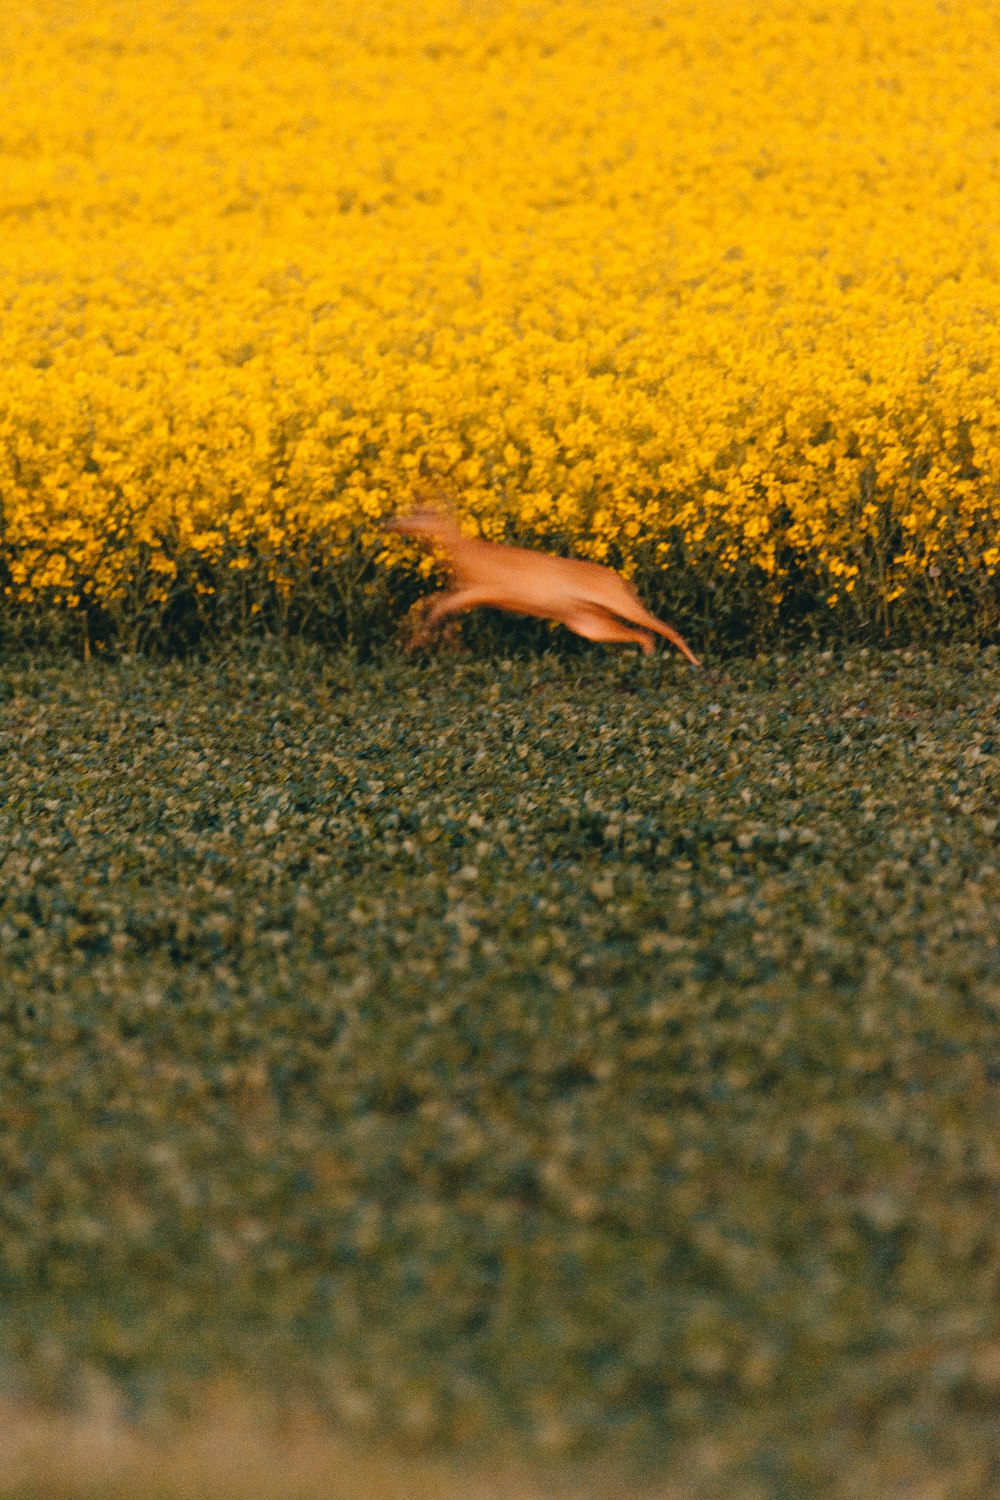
[{"xmin": 2, "ymin": 0, "xmax": 999, "ymax": 647}]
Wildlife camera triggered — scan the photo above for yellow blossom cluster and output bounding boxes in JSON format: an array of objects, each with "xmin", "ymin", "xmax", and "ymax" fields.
[{"xmin": 2, "ymin": 0, "xmax": 999, "ymax": 645}]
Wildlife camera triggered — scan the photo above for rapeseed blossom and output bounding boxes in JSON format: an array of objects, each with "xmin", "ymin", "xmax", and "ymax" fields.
[{"xmin": 1, "ymin": 0, "xmax": 998, "ymax": 644}]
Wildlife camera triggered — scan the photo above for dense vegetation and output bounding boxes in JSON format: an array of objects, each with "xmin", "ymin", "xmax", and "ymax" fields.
[
  {"xmin": 1, "ymin": 642, "xmax": 999, "ymax": 1496},
  {"xmin": 3, "ymin": 0, "xmax": 1000, "ymax": 652}
]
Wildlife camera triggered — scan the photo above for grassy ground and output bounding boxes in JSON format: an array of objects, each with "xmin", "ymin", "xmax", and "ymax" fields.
[{"xmin": 1, "ymin": 641, "xmax": 999, "ymax": 1497}]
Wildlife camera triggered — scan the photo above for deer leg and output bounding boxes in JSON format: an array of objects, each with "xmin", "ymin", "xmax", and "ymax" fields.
[
  {"xmin": 562, "ymin": 605, "xmax": 657, "ymax": 654},
  {"xmin": 638, "ymin": 615, "xmax": 700, "ymax": 666},
  {"xmin": 406, "ymin": 586, "xmax": 494, "ymax": 650},
  {"xmin": 607, "ymin": 597, "xmax": 701, "ymax": 666}
]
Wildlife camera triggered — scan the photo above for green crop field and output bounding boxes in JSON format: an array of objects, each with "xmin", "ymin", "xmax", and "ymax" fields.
[{"xmin": 1, "ymin": 642, "xmax": 999, "ymax": 1498}]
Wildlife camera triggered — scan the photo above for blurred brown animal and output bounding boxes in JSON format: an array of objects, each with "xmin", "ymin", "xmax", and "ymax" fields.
[{"xmin": 385, "ymin": 508, "xmax": 701, "ymax": 665}]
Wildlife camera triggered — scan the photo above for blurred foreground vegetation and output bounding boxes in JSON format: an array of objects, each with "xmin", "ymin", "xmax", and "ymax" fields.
[{"xmin": 1, "ymin": 642, "xmax": 999, "ymax": 1497}]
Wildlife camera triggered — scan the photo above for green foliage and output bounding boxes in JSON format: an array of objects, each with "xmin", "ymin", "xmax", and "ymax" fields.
[
  {"xmin": 1, "ymin": 643, "xmax": 999, "ymax": 1494},
  {"xmin": 2, "ymin": 535, "xmax": 998, "ymax": 661}
]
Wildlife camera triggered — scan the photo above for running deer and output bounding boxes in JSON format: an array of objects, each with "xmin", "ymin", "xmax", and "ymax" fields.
[{"xmin": 385, "ymin": 508, "xmax": 701, "ymax": 665}]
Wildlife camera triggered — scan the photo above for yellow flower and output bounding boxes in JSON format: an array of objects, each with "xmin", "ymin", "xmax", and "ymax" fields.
[{"xmin": 0, "ymin": 0, "xmax": 997, "ymax": 633}]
